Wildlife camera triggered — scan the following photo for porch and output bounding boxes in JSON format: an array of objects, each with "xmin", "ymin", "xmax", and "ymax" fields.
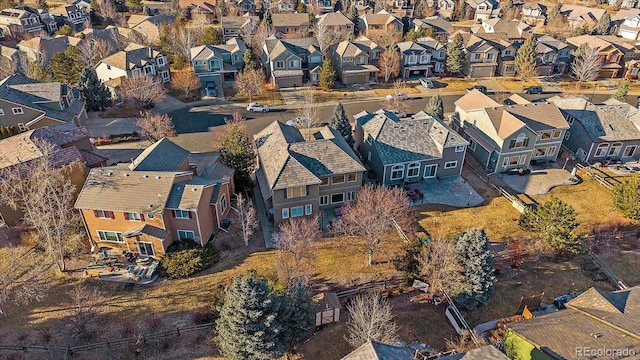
[
  {"xmin": 400, "ymin": 176, "xmax": 484, "ymax": 207},
  {"xmin": 499, "ymin": 162, "xmax": 578, "ymax": 196},
  {"xmin": 83, "ymin": 248, "xmax": 160, "ymax": 285}
]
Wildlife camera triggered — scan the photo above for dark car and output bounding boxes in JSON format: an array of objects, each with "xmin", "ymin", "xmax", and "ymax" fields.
[
  {"xmin": 467, "ymin": 85, "xmax": 488, "ymax": 94},
  {"xmin": 523, "ymin": 86, "xmax": 543, "ymax": 94},
  {"xmin": 205, "ymin": 81, "xmax": 217, "ymax": 97}
]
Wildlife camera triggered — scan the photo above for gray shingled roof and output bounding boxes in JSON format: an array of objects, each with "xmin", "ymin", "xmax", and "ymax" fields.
[
  {"xmin": 501, "ymin": 102, "xmax": 570, "ymax": 132},
  {"xmin": 166, "ymin": 177, "xmax": 216, "ymax": 210},
  {"xmin": 341, "ymin": 340, "xmax": 414, "ymax": 360},
  {"xmin": 439, "ymin": 345, "xmax": 509, "ymax": 359},
  {"xmin": 397, "ymin": 37, "xmax": 445, "ymax": 54},
  {"xmin": 264, "ymin": 37, "xmax": 320, "ymax": 60},
  {"xmin": 122, "ymin": 224, "xmax": 168, "ymax": 239},
  {"xmin": 129, "ymin": 138, "xmax": 190, "ymax": 172},
  {"xmin": 190, "ymin": 38, "xmax": 246, "ymax": 61}
]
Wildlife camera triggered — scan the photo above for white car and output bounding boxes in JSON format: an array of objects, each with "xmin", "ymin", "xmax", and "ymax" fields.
[
  {"xmin": 391, "ymin": 109, "xmax": 408, "ymax": 117},
  {"xmin": 419, "ymin": 78, "xmax": 434, "ymax": 88},
  {"xmin": 247, "ymin": 103, "xmax": 269, "ymax": 112},
  {"xmin": 385, "ymin": 92, "xmax": 409, "ymax": 101}
]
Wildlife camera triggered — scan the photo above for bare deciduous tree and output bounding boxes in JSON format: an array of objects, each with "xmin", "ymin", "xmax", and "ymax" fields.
[
  {"xmin": 378, "ymin": 49, "xmax": 401, "ymax": 83},
  {"xmin": 172, "ymin": 26, "xmax": 202, "ymax": 63},
  {"xmin": 240, "ymin": 16, "xmax": 262, "ymax": 53},
  {"xmin": 136, "ymin": 112, "xmax": 176, "ymax": 142},
  {"xmin": 380, "ymin": 80, "xmax": 409, "ymax": 115},
  {"xmin": 253, "ymin": 24, "xmax": 275, "ymax": 56},
  {"xmin": 346, "ymin": 292, "xmax": 399, "ymax": 348},
  {"xmin": 171, "ymin": 70, "xmax": 202, "ymax": 99},
  {"xmin": 234, "ymin": 68, "xmax": 265, "ymax": 101},
  {"xmin": 571, "ymin": 45, "xmax": 602, "ymax": 88},
  {"xmin": 67, "ymin": 285, "xmax": 104, "ymax": 340},
  {"xmin": 0, "ymin": 246, "xmax": 53, "ymax": 317},
  {"xmin": 366, "ymin": 30, "xmax": 402, "ymax": 49},
  {"xmin": 418, "ymin": 236, "xmax": 463, "ymax": 296},
  {"xmin": 0, "ymin": 140, "xmax": 83, "ymax": 273},
  {"xmin": 276, "ymin": 216, "xmax": 321, "ymax": 283},
  {"xmin": 333, "ymin": 185, "xmax": 413, "ymax": 266},
  {"xmin": 545, "ymin": 16, "xmax": 569, "ymax": 40},
  {"xmin": 314, "ymin": 20, "xmax": 347, "ymax": 54},
  {"xmin": 0, "ymin": 56, "xmax": 17, "ymax": 78},
  {"xmin": 98, "ymin": 0, "xmax": 118, "ymax": 24},
  {"xmin": 295, "ymin": 88, "xmax": 319, "ymax": 136},
  {"xmin": 234, "ymin": 193, "xmax": 258, "ymax": 247},
  {"xmin": 120, "ymin": 73, "xmax": 166, "ymax": 108},
  {"xmin": 77, "ymin": 38, "xmax": 115, "ymax": 68}
]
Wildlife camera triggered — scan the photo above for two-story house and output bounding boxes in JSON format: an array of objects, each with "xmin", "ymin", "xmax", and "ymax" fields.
[
  {"xmin": 431, "ymin": 0, "xmax": 455, "ymax": 19},
  {"xmin": 263, "ymin": 37, "xmax": 322, "ymax": 87},
  {"xmin": 254, "ymin": 121, "xmax": 366, "ymax": 224},
  {"xmin": 459, "ymin": 33, "xmax": 501, "ymax": 77},
  {"xmin": 277, "ymin": 0, "xmax": 295, "ymax": 12},
  {"xmin": 454, "ymin": 90, "xmax": 569, "ymax": 174},
  {"xmin": 412, "ymin": 16, "xmax": 454, "ymax": 42},
  {"xmin": 179, "ymin": 0, "xmax": 216, "ymax": 22},
  {"xmin": 560, "ymin": 5, "xmax": 606, "ymax": 30},
  {"xmin": 96, "ymin": 43, "xmax": 170, "ymax": 85},
  {"xmin": 473, "ymin": 18, "xmax": 532, "ymax": 44},
  {"xmin": 49, "ymin": 4, "xmax": 89, "ymax": 31},
  {"xmin": 127, "ymin": 14, "xmax": 175, "ymax": 45},
  {"xmin": 75, "ymin": 138, "xmax": 235, "ymax": 257},
  {"xmin": 313, "ymin": 0, "xmax": 335, "ymax": 13},
  {"xmin": 618, "ymin": 15, "xmax": 640, "ymax": 40},
  {"xmin": 465, "ymin": 0, "xmax": 499, "ymax": 21},
  {"xmin": 359, "ymin": 10, "xmax": 403, "ymax": 34},
  {"xmin": 354, "ymin": 0, "xmax": 373, "ymax": 14},
  {"xmin": 548, "ymin": 96, "xmax": 640, "ymax": 163},
  {"xmin": 0, "ymin": 74, "xmax": 88, "ymax": 129},
  {"xmin": 521, "ymin": 2, "xmax": 546, "ymax": 26},
  {"xmin": 190, "ymin": 38, "xmax": 246, "ymax": 86},
  {"xmin": 316, "ymin": 11, "xmax": 354, "ymax": 35},
  {"xmin": 0, "ymin": 8, "xmax": 44, "ymax": 38},
  {"xmin": 221, "ymin": 14, "xmax": 259, "ymax": 42},
  {"xmin": 567, "ymin": 35, "xmax": 628, "ymax": 78},
  {"xmin": 354, "ymin": 110, "xmax": 468, "ymax": 186},
  {"xmin": 236, "ymin": 0, "xmax": 256, "ymax": 13},
  {"xmin": 272, "ymin": 13, "xmax": 310, "ymax": 37},
  {"xmin": 535, "ymin": 34, "xmax": 571, "ymax": 76},
  {"xmin": 328, "ymin": 35, "xmax": 382, "ymax": 84},
  {"xmin": 18, "ymin": 35, "xmax": 80, "ymax": 63},
  {"xmin": 396, "ymin": 37, "xmax": 446, "ymax": 78}
]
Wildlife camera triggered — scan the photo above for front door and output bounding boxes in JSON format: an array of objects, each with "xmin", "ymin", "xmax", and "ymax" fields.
[{"xmin": 138, "ymin": 242, "xmax": 155, "ymax": 257}]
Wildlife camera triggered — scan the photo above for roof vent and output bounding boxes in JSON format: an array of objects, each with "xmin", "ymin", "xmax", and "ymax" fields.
[
  {"xmin": 591, "ymin": 333, "xmax": 603, "ymax": 339},
  {"xmin": 106, "ymin": 171, "xmax": 113, "ymax": 176},
  {"xmin": 609, "ymin": 124, "xmax": 616, "ymax": 131},
  {"xmin": 192, "ymin": 188, "xmax": 198, "ymax": 192},
  {"xmin": 124, "ymin": 173, "xmax": 129, "ymax": 177},
  {"xmin": 155, "ymin": 176, "xmax": 161, "ymax": 180},
  {"xmin": 143, "ymin": 175, "xmax": 149, "ymax": 178},
  {"xmin": 157, "ymin": 193, "xmax": 162, "ymax": 197},
  {"xmin": 148, "ymin": 204, "xmax": 153, "ymax": 208}
]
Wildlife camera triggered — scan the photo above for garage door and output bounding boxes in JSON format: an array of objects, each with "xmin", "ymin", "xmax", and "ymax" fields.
[
  {"xmin": 343, "ymin": 73, "xmax": 368, "ymax": 84},
  {"xmin": 470, "ymin": 66, "xmax": 494, "ymax": 78},
  {"xmin": 276, "ymin": 76, "xmax": 302, "ymax": 88}
]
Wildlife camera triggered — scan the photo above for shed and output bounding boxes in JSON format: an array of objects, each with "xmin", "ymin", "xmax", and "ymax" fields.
[{"xmin": 313, "ymin": 291, "xmax": 341, "ymax": 326}]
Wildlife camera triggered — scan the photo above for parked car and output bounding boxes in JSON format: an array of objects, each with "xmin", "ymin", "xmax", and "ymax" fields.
[
  {"xmin": 523, "ymin": 86, "xmax": 542, "ymax": 94},
  {"xmin": 419, "ymin": 78, "xmax": 434, "ymax": 88},
  {"xmin": 391, "ymin": 109, "xmax": 408, "ymax": 117},
  {"xmin": 467, "ymin": 85, "xmax": 488, "ymax": 94},
  {"xmin": 205, "ymin": 81, "xmax": 217, "ymax": 97},
  {"xmin": 385, "ymin": 92, "xmax": 409, "ymax": 101},
  {"xmin": 247, "ymin": 103, "xmax": 269, "ymax": 112}
]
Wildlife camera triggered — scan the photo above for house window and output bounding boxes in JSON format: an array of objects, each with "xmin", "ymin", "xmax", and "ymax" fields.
[
  {"xmin": 291, "ymin": 206, "xmax": 304, "ymax": 217},
  {"xmin": 138, "ymin": 242, "xmax": 155, "ymax": 257},
  {"xmin": 331, "ymin": 193, "xmax": 344, "ymax": 204},
  {"xmin": 367, "ymin": 152, "xmax": 372, "ymax": 161},
  {"xmin": 346, "ymin": 191, "xmax": 355, "ymax": 201},
  {"xmin": 289, "ymin": 59, "xmax": 300, "ymax": 68},
  {"xmin": 548, "ymin": 146, "xmax": 556, "ymax": 156},
  {"xmin": 371, "ymin": 51, "xmax": 380, "ymax": 59},
  {"xmin": 347, "ymin": 173, "xmax": 357, "ymax": 182},
  {"xmin": 390, "ymin": 165, "xmax": 404, "ymax": 180},
  {"xmin": 126, "ymin": 212, "xmax": 141, "ymax": 221},
  {"xmin": 310, "ymin": 55, "xmax": 322, "ymax": 63},
  {"xmin": 177, "ymin": 230, "xmax": 195, "ymax": 240},
  {"xmin": 282, "ymin": 208, "xmax": 290, "ymax": 219},
  {"xmin": 407, "ymin": 162, "xmax": 420, "ymax": 178},
  {"xmin": 540, "ymin": 131, "xmax": 552, "ymax": 140},
  {"xmin": 18, "ymin": 123, "xmax": 26, "ymax": 132},
  {"xmin": 594, "ymin": 143, "xmax": 609, "ymax": 157},
  {"xmin": 474, "ymin": 53, "xmax": 481, "ymax": 60},
  {"xmin": 157, "ymin": 56, "xmax": 165, "ymax": 66},
  {"xmin": 509, "ymin": 134, "xmax": 529, "ymax": 149},
  {"xmin": 343, "ymin": 57, "xmax": 353, "ymax": 63},
  {"xmin": 144, "ymin": 66, "xmax": 153, "ymax": 74},
  {"xmin": 275, "ymin": 61, "xmax": 285, "ymax": 69},
  {"xmin": 455, "ymin": 145, "xmax": 465, "ymax": 152},
  {"xmin": 420, "ymin": 54, "xmax": 429, "ymax": 63},
  {"xmin": 174, "ymin": 210, "xmax": 190, "ymax": 219},
  {"xmin": 286, "ymin": 186, "xmax": 307, "ymax": 198},
  {"xmin": 94, "ymin": 210, "xmax": 115, "ymax": 219},
  {"xmin": 132, "ymin": 69, "xmax": 142, "ymax": 76},
  {"xmin": 220, "ymin": 194, "xmax": 227, "ymax": 213},
  {"xmin": 487, "ymin": 53, "xmax": 494, "ymax": 60},
  {"xmin": 469, "ymin": 139, "xmax": 477, "ymax": 151},
  {"xmin": 505, "ymin": 50, "xmax": 512, "ymax": 56},
  {"xmin": 320, "ymin": 195, "xmax": 329, "ymax": 206},
  {"xmin": 509, "ymin": 156, "xmax": 520, "ymax": 166},
  {"xmin": 0, "ymin": 109, "xmax": 4, "ymax": 115},
  {"xmin": 408, "ymin": 55, "xmax": 417, "ymax": 64},
  {"xmin": 97, "ymin": 230, "xmax": 124, "ymax": 243},
  {"xmin": 332, "ymin": 175, "xmax": 345, "ymax": 184},
  {"xmin": 424, "ymin": 164, "xmax": 437, "ymax": 178},
  {"xmin": 321, "ymin": 177, "xmax": 329, "ymax": 186},
  {"xmin": 305, "ymin": 204, "xmax": 313, "ymax": 215},
  {"xmin": 565, "ymin": 131, "xmax": 571, "ymax": 140},
  {"xmin": 357, "ymin": 56, "xmax": 366, "ymax": 65},
  {"xmin": 609, "ymin": 142, "xmax": 623, "ymax": 156},
  {"xmin": 444, "ymin": 161, "xmax": 457, "ymax": 169},
  {"xmin": 12, "ymin": 107, "xmax": 23, "ymax": 115},
  {"xmin": 534, "ymin": 147, "xmax": 547, "ymax": 157}
]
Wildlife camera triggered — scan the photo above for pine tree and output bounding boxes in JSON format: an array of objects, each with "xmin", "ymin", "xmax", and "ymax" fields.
[
  {"xmin": 424, "ymin": 95, "xmax": 443, "ymax": 119},
  {"xmin": 280, "ymin": 282, "xmax": 316, "ymax": 350},
  {"xmin": 296, "ymin": 0, "xmax": 306, "ymax": 13},
  {"xmin": 612, "ymin": 175, "xmax": 640, "ymax": 221},
  {"xmin": 613, "ymin": 79, "xmax": 629, "ymax": 103},
  {"xmin": 446, "ymin": 33, "xmax": 465, "ymax": 75},
  {"xmin": 37, "ymin": 0, "xmax": 49, "ymax": 11},
  {"xmin": 405, "ymin": 28, "xmax": 425, "ymax": 42},
  {"xmin": 318, "ymin": 59, "xmax": 337, "ymax": 90},
  {"xmin": 518, "ymin": 197, "xmax": 582, "ymax": 257},
  {"xmin": 424, "ymin": 26, "xmax": 437, "ymax": 39},
  {"xmin": 0, "ymin": 127, "xmax": 8, "ymax": 139},
  {"xmin": 262, "ymin": 9, "xmax": 272, "ymax": 26},
  {"xmin": 500, "ymin": 0, "xmax": 513, "ymax": 18},
  {"xmin": 548, "ymin": 3, "xmax": 561, "ymax": 20},
  {"xmin": 593, "ymin": 12, "xmax": 611, "ymax": 35},
  {"xmin": 216, "ymin": 273, "xmax": 287, "ymax": 360},
  {"xmin": 50, "ymin": 46, "xmax": 82, "ymax": 84},
  {"xmin": 201, "ymin": 26, "xmax": 222, "ymax": 45},
  {"xmin": 329, "ymin": 103, "xmax": 354, "ymax": 147},
  {"xmin": 78, "ymin": 67, "xmax": 112, "ymax": 111},
  {"xmin": 334, "ymin": 0, "xmax": 342, "ymax": 11},
  {"xmin": 514, "ymin": 36, "xmax": 537, "ymax": 81},
  {"xmin": 220, "ymin": 124, "xmax": 256, "ymax": 189},
  {"xmin": 55, "ymin": 24, "xmax": 73, "ymax": 36},
  {"xmin": 454, "ymin": 228, "xmax": 496, "ymax": 310},
  {"xmin": 243, "ymin": 49, "xmax": 262, "ymax": 71},
  {"xmin": 347, "ymin": 6, "xmax": 359, "ymax": 34}
]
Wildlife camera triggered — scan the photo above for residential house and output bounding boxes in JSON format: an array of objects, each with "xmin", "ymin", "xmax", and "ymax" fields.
[
  {"xmin": 454, "ymin": 90, "xmax": 570, "ymax": 173},
  {"xmin": 0, "ymin": 45, "xmax": 20, "ymax": 72},
  {"xmin": 254, "ymin": 121, "xmax": 366, "ymax": 224},
  {"xmin": 359, "ymin": 10, "xmax": 403, "ymax": 34},
  {"xmin": 0, "ymin": 74, "xmax": 88, "ymax": 129},
  {"xmin": 75, "ymin": 138, "xmax": 235, "ymax": 258},
  {"xmin": 17, "ymin": 35, "xmax": 81, "ymax": 63},
  {"xmin": 341, "ymin": 340, "xmax": 414, "ymax": 360},
  {"xmin": 412, "ymin": 16, "xmax": 454, "ymax": 42},
  {"xmin": 313, "ymin": 0, "xmax": 335, "ymax": 13},
  {"xmin": 328, "ymin": 35, "xmax": 381, "ymax": 84},
  {"xmin": 277, "ymin": 0, "xmax": 295, "ymax": 12},
  {"xmin": 507, "ymin": 286, "xmax": 640, "ymax": 360},
  {"xmin": 73, "ymin": 0, "xmax": 92, "ymax": 13},
  {"xmin": 618, "ymin": 14, "xmax": 640, "ymax": 40},
  {"xmin": 316, "ymin": 11, "xmax": 354, "ymax": 35},
  {"xmin": 396, "ymin": 37, "xmax": 446, "ymax": 78},
  {"xmin": 271, "ymin": 13, "xmax": 310, "ymax": 36},
  {"xmin": 355, "ymin": 110, "xmax": 468, "ymax": 185},
  {"xmin": 79, "ymin": 26, "xmax": 122, "ymax": 52},
  {"xmin": 48, "ymin": 4, "xmax": 89, "ymax": 31},
  {"xmin": 263, "ymin": 37, "xmax": 323, "ymax": 87},
  {"xmin": 610, "ymin": 0, "xmax": 639, "ymax": 9},
  {"xmin": 190, "ymin": 38, "xmax": 246, "ymax": 85},
  {"xmin": 221, "ymin": 14, "xmax": 259, "ymax": 42},
  {"xmin": 179, "ymin": 0, "xmax": 216, "ymax": 21},
  {"xmin": 96, "ymin": 44, "xmax": 170, "ymax": 85},
  {"xmin": 548, "ymin": 96, "xmax": 640, "ymax": 163},
  {"xmin": 535, "ymin": 34, "xmax": 571, "ymax": 75},
  {"xmin": 612, "ymin": 8, "xmax": 640, "ymax": 31},
  {"xmin": 521, "ymin": 2, "xmax": 546, "ymax": 26},
  {"xmin": 560, "ymin": 5, "xmax": 606, "ymax": 30},
  {"xmin": 127, "ymin": 14, "xmax": 175, "ymax": 44},
  {"xmin": 459, "ymin": 32, "xmax": 502, "ymax": 77},
  {"xmin": 566, "ymin": 35, "xmax": 638, "ymax": 78},
  {"xmin": 465, "ymin": 0, "xmax": 499, "ymax": 21},
  {"xmin": 236, "ymin": 0, "xmax": 256, "ymax": 13},
  {"xmin": 431, "ymin": 0, "xmax": 456, "ymax": 19},
  {"xmin": 35, "ymin": 10, "xmax": 58, "ymax": 33},
  {"xmin": 385, "ymin": 0, "xmax": 412, "ymax": 15},
  {"xmin": 354, "ymin": 0, "xmax": 373, "ymax": 14},
  {"xmin": 0, "ymin": 124, "xmax": 106, "ymax": 227},
  {"xmin": 439, "ymin": 345, "xmax": 510, "ymax": 359},
  {"xmin": 0, "ymin": 8, "xmax": 45, "ymax": 38},
  {"xmin": 473, "ymin": 18, "xmax": 533, "ymax": 44}
]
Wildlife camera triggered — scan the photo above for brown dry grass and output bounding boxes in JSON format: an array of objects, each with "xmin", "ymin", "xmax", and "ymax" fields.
[
  {"xmin": 223, "ymin": 86, "xmax": 285, "ymax": 105},
  {"xmin": 312, "ymin": 89, "xmax": 357, "ymax": 102},
  {"xmin": 437, "ymin": 78, "xmax": 479, "ymax": 92},
  {"xmin": 605, "ymin": 252, "xmax": 640, "ymax": 287},
  {"xmin": 494, "ymin": 78, "xmax": 540, "ymax": 91},
  {"xmin": 373, "ymin": 86, "xmax": 421, "ymax": 97}
]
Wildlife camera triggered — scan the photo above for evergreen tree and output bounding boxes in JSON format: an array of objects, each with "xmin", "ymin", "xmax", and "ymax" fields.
[
  {"xmin": 318, "ymin": 58, "xmax": 337, "ymax": 90},
  {"xmin": 548, "ymin": 3, "xmax": 561, "ymax": 20},
  {"xmin": 405, "ymin": 28, "xmax": 425, "ymax": 42},
  {"xmin": 612, "ymin": 175, "xmax": 640, "ymax": 221},
  {"xmin": 262, "ymin": 9, "xmax": 272, "ymax": 26},
  {"xmin": 280, "ymin": 282, "xmax": 316, "ymax": 350},
  {"xmin": 0, "ymin": 127, "xmax": 8, "ymax": 139},
  {"xmin": 574, "ymin": 42, "xmax": 588, "ymax": 58},
  {"xmin": 613, "ymin": 79, "xmax": 629, "ymax": 103},
  {"xmin": 518, "ymin": 197, "xmax": 582, "ymax": 256},
  {"xmin": 500, "ymin": 0, "xmax": 513, "ymax": 18},
  {"xmin": 90, "ymin": 0, "xmax": 100, "ymax": 11},
  {"xmin": 329, "ymin": 103, "xmax": 354, "ymax": 147},
  {"xmin": 201, "ymin": 26, "xmax": 222, "ymax": 45},
  {"xmin": 78, "ymin": 68, "xmax": 112, "ymax": 111},
  {"xmin": 50, "ymin": 46, "xmax": 82, "ymax": 84},
  {"xmin": 296, "ymin": 0, "xmax": 306, "ymax": 13},
  {"xmin": 220, "ymin": 123, "xmax": 256, "ymax": 189},
  {"xmin": 127, "ymin": 0, "xmax": 143, "ymax": 12},
  {"xmin": 424, "ymin": 95, "xmax": 443, "ymax": 119},
  {"xmin": 424, "ymin": 26, "xmax": 437, "ymax": 39},
  {"xmin": 36, "ymin": 0, "xmax": 49, "ymax": 11},
  {"xmin": 347, "ymin": 6, "xmax": 359, "ymax": 34},
  {"xmin": 334, "ymin": 0, "xmax": 342, "ymax": 11},
  {"xmin": 243, "ymin": 49, "xmax": 262, "ymax": 71},
  {"xmin": 454, "ymin": 228, "xmax": 496, "ymax": 310},
  {"xmin": 216, "ymin": 273, "xmax": 287, "ymax": 360},
  {"xmin": 55, "ymin": 24, "xmax": 73, "ymax": 36},
  {"xmin": 514, "ymin": 36, "xmax": 537, "ymax": 81},
  {"xmin": 593, "ymin": 12, "xmax": 611, "ymax": 35},
  {"xmin": 446, "ymin": 33, "xmax": 465, "ymax": 75}
]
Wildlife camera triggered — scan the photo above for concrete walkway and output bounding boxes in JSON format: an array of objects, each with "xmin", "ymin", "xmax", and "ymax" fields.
[
  {"xmin": 410, "ymin": 176, "xmax": 484, "ymax": 207},
  {"xmin": 499, "ymin": 168, "xmax": 577, "ymax": 196},
  {"xmin": 253, "ymin": 183, "xmax": 274, "ymax": 248}
]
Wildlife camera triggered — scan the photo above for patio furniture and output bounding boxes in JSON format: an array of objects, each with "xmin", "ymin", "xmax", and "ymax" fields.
[
  {"xmin": 410, "ymin": 194, "xmax": 418, "ymax": 202},
  {"xmin": 85, "ymin": 270, "xmax": 101, "ymax": 278},
  {"xmin": 418, "ymin": 191, "xmax": 424, "ymax": 199},
  {"xmin": 335, "ymin": 207, "xmax": 343, "ymax": 216},
  {"xmin": 137, "ymin": 257, "xmax": 152, "ymax": 266},
  {"xmin": 145, "ymin": 261, "xmax": 160, "ymax": 279}
]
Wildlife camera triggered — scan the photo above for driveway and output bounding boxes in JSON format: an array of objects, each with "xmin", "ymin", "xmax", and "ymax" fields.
[
  {"xmin": 499, "ymin": 168, "xmax": 577, "ymax": 196},
  {"xmin": 84, "ymin": 117, "xmax": 138, "ymax": 137}
]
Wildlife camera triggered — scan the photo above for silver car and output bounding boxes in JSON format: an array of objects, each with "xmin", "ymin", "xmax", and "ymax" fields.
[
  {"xmin": 247, "ymin": 103, "xmax": 269, "ymax": 112},
  {"xmin": 419, "ymin": 78, "xmax": 434, "ymax": 88},
  {"xmin": 385, "ymin": 92, "xmax": 409, "ymax": 101}
]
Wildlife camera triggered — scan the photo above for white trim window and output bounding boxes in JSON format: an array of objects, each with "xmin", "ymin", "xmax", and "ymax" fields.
[
  {"xmin": 174, "ymin": 210, "xmax": 190, "ymax": 219},
  {"xmin": 331, "ymin": 175, "xmax": 345, "ymax": 184},
  {"xmin": 220, "ymin": 194, "xmax": 227, "ymax": 213},
  {"xmin": 623, "ymin": 145, "xmax": 637, "ymax": 157},
  {"xmin": 18, "ymin": 123, "xmax": 26, "ymax": 132},
  {"xmin": 12, "ymin": 107, "xmax": 23, "ymax": 115},
  {"xmin": 424, "ymin": 164, "xmax": 437, "ymax": 178},
  {"xmin": 126, "ymin": 212, "xmax": 141, "ymax": 221},
  {"xmin": 138, "ymin": 242, "xmax": 155, "ymax": 257},
  {"xmin": 304, "ymin": 204, "xmax": 312, "ymax": 215},
  {"xmin": 419, "ymin": 53, "xmax": 429, "ymax": 63},
  {"xmin": 320, "ymin": 195, "xmax": 329, "ymax": 206},
  {"xmin": 346, "ymin": 191, "xmax": 355, "ymax": 201},
  {"xmin": 547, "ymin": 146, "xmax": 556, "ymax": 156},
  {"xmin": 0, "ymin": 109, "xmax": 4, "ymax": 115},
  {"xmin": 275, "ymin": 61, "xmax": 285, "ymax": 69},
  {"xmin": 156, "ymin": 56, "xmax": 165, "ymax": 67},
  {"xmin": 455, "ymin": 145, "xmax": 465, "ymax": 152},
  {"xmin": 177, "ymin": 230, "xmax": 195, "ymax": 240},
  {"xmin": 407, "ymin": 162, "xmax": 420, "ymax": 178},
  {"xmin": 282, "ymin": 208, "xmax": 289, "ymax": 219},
  {"xmin": 97, "ymin": 230, "xmax": 124, "ymax": 243},
  {"xmin": 540, "ymin": 131, "xmax": 552, "ymax": 140},
  {"xmin": 594, "ymin": 143, "xmax": 609, "ymax": 157},
  {"xmin": 510, "ymin": 133, "xmax": 529, "ymax": 149},
  {"xmin": 390, "ymin": 165, "xmax": 404, "ymax": 180},
  {"xmin": 347, "ymin": 173, "xmax": 357, "ymax": 182},
  {"xmin": 444, "ymin": 161, "xmax": 458, "ymax": 169},
  {"xmin": 291, "ymin": 206, "xmax": 304, "ymax": 217},
  {"xmin": 331, "ymin": 193, "xmax": 344, "ymax": 204},
  {"xmin": 286, "ymin": 186, "xmax": 307, "ymax": 198},
  {"xmin": 408, "ymin": 54, "xmax": 417, "ymax": 64},
  {"xmin": 519, "ymin": 155, "xmax": 527, "ymax": 164},
  {"xmin": 321, "ymin": 177, "xmax": 329, "ymax": 186},
  {"xmin": 552, "ymin": 130, "xmax": 561, "ymax": 139},
  {"xmin": 608, "ymin": 142, "xmax": 623, "ymax": 157},
  {"xmin": 367, "ymin": 152, "xmax": 372, "ymax": 161}
]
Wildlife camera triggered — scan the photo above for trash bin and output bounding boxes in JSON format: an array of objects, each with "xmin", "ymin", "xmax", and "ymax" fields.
[{"xmin": 221, "ymin": 218, "xmax": 231, "ymax": 229}]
